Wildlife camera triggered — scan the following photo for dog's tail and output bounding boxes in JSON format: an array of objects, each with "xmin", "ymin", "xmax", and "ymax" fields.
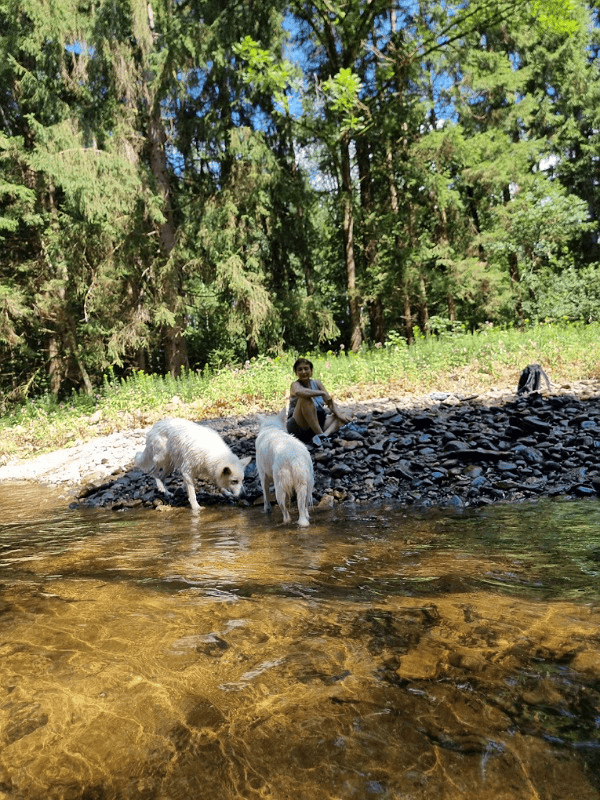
[{"xmin": 258, "ymin": 409, "xmax": 287, "ymax": 430}]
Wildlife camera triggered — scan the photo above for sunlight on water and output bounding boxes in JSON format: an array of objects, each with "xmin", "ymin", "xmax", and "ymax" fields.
[{"xmin": 0, "ymin": 484, "xmax": 598, "ymax": 799}]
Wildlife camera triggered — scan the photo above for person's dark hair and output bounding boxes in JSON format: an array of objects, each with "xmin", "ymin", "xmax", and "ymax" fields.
[{"xmin": 293, "ymin": 357, "xmax": 313, "ymax": 373}]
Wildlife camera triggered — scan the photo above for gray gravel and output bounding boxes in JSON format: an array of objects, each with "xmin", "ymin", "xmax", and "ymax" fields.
[{"xmin": 0, "ymin": 430, "xmax": 148, "ymax": 487}]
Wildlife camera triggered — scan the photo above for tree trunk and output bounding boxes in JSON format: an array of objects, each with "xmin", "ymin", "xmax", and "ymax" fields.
[
  {"xmin": 369, "ymin": 297, "xmax": 386, "ymax": 343},
  {"xmin": 64, "ymin": 310, "xmax": 94, "ymax": 395},
  {"xmin": 246, "ymin": 335, "xmax": 259, "ymax": 360},
  {"xmin": 295, "ymin": 202, "xmax": 314, "ymax": 296},
  {"xmin": 357, "ymin": 136, "xmax": 380, "ymax": 343},
  {"xmin": 503, "ymin": 186, "xmax": 524, "ymax": 324},
  {"xmin": 508, "ymin": 251, "xmax": 524, "ymax": 324},
  {"xmin": 135, "ymin": 348, "xmax": 147, "ymax": 371},
  {"xmin": 48, "ymin": 336, "xmax": 63, "ymax": 397},
  {"xmin": 448, "ymin": 293, "xmax": 456, "ymax": 322},
  {"xmin": 466, "ymin": 186, "xmax": 485, "ymax": 260},
  {"xmin": 385, "ymin": 141, "xmax": 415, "ymax": 344},
  {"xmin": 403, "ymin": 291, "xmax": 414, "ymax": 343},
  {"xmin": 419, "ymin": 271, "xmax": 429, "ymax": 334},
  {"xmin": 42, "ymin": 217, "xmax": 94, "ymax": 395},
  {"xmin": 147, "ymin": 104, "xmax": 189, "ymax": 377},
  {"xmin": 438, "ymin": 203, "xmax": 458, "ymax": 324},
  {"xmin": 340, "ymin": 135, "xmax": 362, "ymax": 352}
]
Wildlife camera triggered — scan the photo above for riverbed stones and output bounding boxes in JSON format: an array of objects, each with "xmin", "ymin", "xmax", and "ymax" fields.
[{"xmin": 70, "ymin": 385, "xmax": 600, "ymax": 513}]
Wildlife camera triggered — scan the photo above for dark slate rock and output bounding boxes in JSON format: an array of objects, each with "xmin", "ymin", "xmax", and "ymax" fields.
[
  {"xmin": 573, "ymin": 485, "xmax": 596, "ymax": 497},
  {"xmin": 74, "ymin": 392, "xmax": 600, "ymax": 514},
  {"xmin": 522, "ymin": 415, "xmax": 551, "ymax": 434},
  {"xmin": 368, "ymin": 440, "xmax": 387, "ymax": 453},
  {"xmin": 431, "ymin": 469, "xmax": 448, "ymax": 482},
  {"xmin": 444, "ymin": 440, "xmax": 471, "ymax": 452},
  {"xmin": 513, "ymin": 444, "xmax": 544, "ymax": 465},
  {"xmin": 449, "ymin": 449, "xmax": 510, "ymax": 462},
  {"xmin": 330, "ymin": 463, "xmax": 354, "ymax": 478},
  {"xmin": 411, "ymin": 415, "xmax": 435, "ymax": 430},
  {"xmin": 465, "ymin": 466, "xmax": 484, "ymax": 478},
  {"xmin": 543, "ymin": 461, "xmax": 563, "ymax": 472},
  {"xmin": 497, "ymin": 461, "xmax": 519, "ymax": 472},
  {"xmin": 505, "ymin": 426, "xmax": 527, "ymax": 440},
  {"xmin": 337, "ymin": 424, "xmax": 366, "ymax": 441},
  {"xmin": 386, "ymin": 415, "xmax": 407, "ymax": 426},
  {"xmin": 373, "ymin": 409, "xmax": 399, "ymax": 420},
  {"xmin": 313, "ymin": 450, "xmax": 334, "ymax": 464},
  {"xmin": 388, "ymin": 460, "xmax": 415, "ymax": 480}
]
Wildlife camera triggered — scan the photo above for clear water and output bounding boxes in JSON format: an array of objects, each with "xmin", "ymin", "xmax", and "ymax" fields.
[{"xmin": 0, "ymin": 484, "xmax": 598, "ymax": 799}]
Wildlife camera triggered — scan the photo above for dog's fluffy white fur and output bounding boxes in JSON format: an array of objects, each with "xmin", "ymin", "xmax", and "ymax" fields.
[
  {"xmin": 134, "ymin": 418, "xmax": 251, "ymax": 512},
  {"xmin": 255, "ymin": 409, "xmax": 314, "ymax": 527}
]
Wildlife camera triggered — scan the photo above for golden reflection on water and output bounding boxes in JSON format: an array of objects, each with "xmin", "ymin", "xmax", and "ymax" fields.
[{"xmin": 0, "ymin": 484, "xmax": 598, "ymax": 800}]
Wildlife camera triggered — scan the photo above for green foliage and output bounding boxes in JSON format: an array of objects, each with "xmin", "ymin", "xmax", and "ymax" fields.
[
  {"xmin": 233, "ymin": 35, "xmax": 299, "ymax": 114},
  {"xmin": 522, "ymin": 264, "xmax": 600, "ymax": 322},
  {"xmin": 0, "ymin": 283, "xmax": 29, "ymax": 346},
  {"xmin": 0, "ymin": 0, "xmax": 599, "ymax": 400},
  {"xmin": 27, "ymin": 119, "xmax": 141, "ymax": 227},
  {"xmin": 321, "ymin": 68, "xmax": 366, "ymax": 133},
  {"xmin": 531, "ymin": 0, "xmax": 581, "ymax": 35}
]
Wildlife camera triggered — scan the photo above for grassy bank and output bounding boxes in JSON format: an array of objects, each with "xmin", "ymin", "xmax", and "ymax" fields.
[{"xmin": 1, "ymin": 321, "xmax": 599, "ymax": 461}]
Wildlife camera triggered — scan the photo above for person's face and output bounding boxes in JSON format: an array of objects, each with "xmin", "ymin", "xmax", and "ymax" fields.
[{"xmin": 295, "ymin": 362, "xmax": 313, "ymax": 382}]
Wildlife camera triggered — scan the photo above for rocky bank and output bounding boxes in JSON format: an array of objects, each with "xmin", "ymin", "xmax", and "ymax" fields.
[{"xmin": 11, "ymin": 378, "xmax": 591, "ymax": 514}]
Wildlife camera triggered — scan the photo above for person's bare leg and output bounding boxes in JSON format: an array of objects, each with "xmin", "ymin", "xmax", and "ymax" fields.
[
  {"xmin": 293, "ymin": 396, "xmax": 324, "ymax": 435},
  {"xmin": 323, "ymin": 413, "xmax": 343, "ymax": 436}
]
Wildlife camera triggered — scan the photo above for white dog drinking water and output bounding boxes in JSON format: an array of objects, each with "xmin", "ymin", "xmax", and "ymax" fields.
[
  {"xmin": 135, "ymin": 418, "xmax": 251, "ymax": 512},
  {"xmin": 255, "ymin": 410, "xmax": 314, "ymax": 527}
]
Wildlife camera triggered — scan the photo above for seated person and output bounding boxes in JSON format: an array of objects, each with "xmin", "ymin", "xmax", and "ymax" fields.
[{"xmin": 286, "ymin": 357, "xmax": 348, "ymax": 445}]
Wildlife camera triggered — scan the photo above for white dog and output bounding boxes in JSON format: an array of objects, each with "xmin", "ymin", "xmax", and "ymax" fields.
[
  {"xmin": 134, "ymin": 418, "xmax": 251, "ymax": 512},
  {"xmin": 255, "ymin": 410, "xmax": 314, "ymax": 527}
]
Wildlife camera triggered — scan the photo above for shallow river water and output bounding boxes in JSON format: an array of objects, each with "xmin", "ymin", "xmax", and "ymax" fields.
[{"xmin": 0, "ymin": 485, "xmax": 599, "ymax": 800}]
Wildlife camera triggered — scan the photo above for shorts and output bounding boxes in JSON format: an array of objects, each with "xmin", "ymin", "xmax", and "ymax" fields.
[{"xmin": 287, "ymin": 408, "xmax": 326, "ymax": 444}]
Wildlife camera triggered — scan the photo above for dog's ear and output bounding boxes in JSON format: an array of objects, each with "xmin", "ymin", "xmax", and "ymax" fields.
[
  {"xmin": 277, "ymin": 407, "xmax": 287, "ymax": 423},
  {"xmin": 241, "ymin": 455, "xmax": 252, "ymax": 467}
]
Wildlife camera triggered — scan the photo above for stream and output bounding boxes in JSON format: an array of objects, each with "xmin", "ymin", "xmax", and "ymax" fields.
[{"xmin": 0, "ymin": 484, "xmax": 598, "ymax": 799}]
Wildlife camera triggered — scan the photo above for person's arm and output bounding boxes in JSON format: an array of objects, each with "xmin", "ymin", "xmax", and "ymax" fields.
[
  {"xmin": 314, "ymin": 379, "xmax": 334, "ymax": 408},
  {"xmin": 290, "ymin": 379, "xmax": 332, "ymax": 405}
]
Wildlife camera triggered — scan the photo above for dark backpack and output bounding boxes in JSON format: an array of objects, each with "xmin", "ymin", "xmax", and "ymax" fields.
[{"xmin": 517, "ymin": 363, "xmax": 551, "ymax": 395}]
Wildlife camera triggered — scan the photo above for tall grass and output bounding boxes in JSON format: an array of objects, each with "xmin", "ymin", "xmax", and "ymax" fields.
[{"xmin": 1, "ymin": 321, "xmax": 599, "ymax": 459}]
